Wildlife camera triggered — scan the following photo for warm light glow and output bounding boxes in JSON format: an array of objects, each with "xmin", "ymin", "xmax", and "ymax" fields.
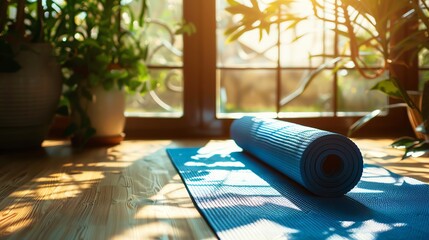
[
  {"xmin": 111, "ymin": 222, "xmax": 186, "ymax": 240},
  {"xmin": 136, "ymin": 205, "xmax": 202, "ymax": 219},
  {"xmin": 0, "ymin": 205, "xmax": 34, "ymax": 235},
  {"xmin": 291, "ymin": 0, "xmax": 314, "ymax": 15}
]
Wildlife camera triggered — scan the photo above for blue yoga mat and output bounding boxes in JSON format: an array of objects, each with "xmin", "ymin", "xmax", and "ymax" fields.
[
  {"xmin": 167, "ymin": 117, "xmax": 429, "ymax": 239},
  {"xmin": 230, "ymin": 116, "xmax": 363, "ymax": 197}
]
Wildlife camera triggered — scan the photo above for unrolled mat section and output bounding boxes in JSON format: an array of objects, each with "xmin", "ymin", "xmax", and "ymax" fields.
[{"xmin": 166, "ymin": 117, "xmax": 429, "ymax": 239}]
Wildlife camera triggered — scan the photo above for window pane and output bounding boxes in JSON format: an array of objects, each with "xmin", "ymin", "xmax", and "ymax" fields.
[
  {"xmin": 280, "ymin": 70, "xmax": 334, "ymax": 117},
  {"xmin": 144, "ymin": 0, "xmax": 183, "ymax": 67},
  {"xmin": 217, "ymin": 69, "xmax": 277, "ymax": 117},
  {"xmin": 337, "ymin": 70, "xmax": 387, "ymax": 115},
  {"xmin": 280, "ymin": 20, "xmax": 334, "ymax": 67},
  {"xmin": 125, "ymin": 0, "xmax": 184, "ymax": 116},
  {"xmin": 216, "ymin": 0, "xmax": 278, "ymax": 68},
  {"xmin": 126, "ymin": 69, "xmax": 183, "ymax": 117}
]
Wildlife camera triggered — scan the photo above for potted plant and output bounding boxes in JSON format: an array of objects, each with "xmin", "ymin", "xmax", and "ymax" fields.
[
  {"xmin": 55, "ymin": 0, "xmax": 195, "ymax": 147},
  {"xmin": 0, "ymin": 0, "xmax": 62, "ymax": 150},
  {"xmin": 309, "ymin": 0, "xmax": 429, "ymax": 158},
  {"xmin": 52, "ymin": 0, "xmax": 152, "ymax": 146}
]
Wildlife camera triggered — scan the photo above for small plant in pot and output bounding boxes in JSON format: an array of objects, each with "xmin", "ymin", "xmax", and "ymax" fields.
[
  {"xmin": 0, "ymin": 0, "xmax": 62, "ymax": 150},
  {"xmin": 54, "ymin": 0, "xmax": 153, "ymax": 146}
]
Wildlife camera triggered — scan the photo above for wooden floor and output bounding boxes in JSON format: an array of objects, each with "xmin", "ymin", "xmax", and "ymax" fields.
[{"xmin": 0, "ymin": 139, "xmax": 428, "ymax": 239}]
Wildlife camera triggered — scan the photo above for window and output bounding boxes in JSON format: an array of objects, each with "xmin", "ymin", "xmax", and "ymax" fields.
[
  {"xmin": 216, "ymin": 0, "xmax": 387, "ymax": 118},
  {"xmin": 124, "ymin": 0, "xmax": 416, "ymax": 138},
  {"xmin": 126, "ymin": 0, "xmax": 185, "ymax": 118}
]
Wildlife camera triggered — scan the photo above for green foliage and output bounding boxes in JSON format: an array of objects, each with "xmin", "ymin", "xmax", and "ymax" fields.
[
  {"xmin": 312, "ymin": 0, "xmax": 429, "ymax": 159},
  {"xmin": 311, "ymin": 0, "xmax": 418, "ymax": 79},
  {"xmin": 224, "ymin": 0, "xmax": 306, "ymax": 43},
  {"xmin": 54, "ymin": 0, "xmax": 193, "ymax": 146},
  {"xmin": 175, "ymin": 19, "xmax": 197, "ymax": 36},
  {"xmin": 370, "ymin": 79, "xmax": 403, "ymax": 99},
  {"xmin": 350, "ymin": 78, "xmax": 429, "ymax": 159},
  {"xmin": 57, "ymin": 0, "xmax": 149, "ymax": 91},
  {"xmin": 0, "ymin": 0, "xmax": 61, "ymax": 73},
  {"xmin": 391, "ymin": 137, "xmax": 429, "ymax": 160},
  {"xmin": 52, "ymin": 0, "xmax": 151, "ymax": 144},
  {"xmin": 371, "ymin": 78, "xmax": 420, "ymax": 112}
]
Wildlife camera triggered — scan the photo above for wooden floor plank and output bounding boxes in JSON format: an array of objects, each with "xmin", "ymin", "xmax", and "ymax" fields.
[{"xmin": 0, "ymin": 139, "xmax": 427, "ymax": 239}]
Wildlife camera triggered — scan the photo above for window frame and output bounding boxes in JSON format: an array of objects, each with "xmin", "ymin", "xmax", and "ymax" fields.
[{"xmin": 50, "ymin": 0, "xmax": 418, "ymax": 139}]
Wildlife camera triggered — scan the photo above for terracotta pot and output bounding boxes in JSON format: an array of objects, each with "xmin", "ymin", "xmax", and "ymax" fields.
[
  {"xmin": 406, "ymin": 91, "xmax": 428, "ymax": 140},
  {"xmin": 0, "ymin": 43, "xmax": 62, "ymax": 149}
]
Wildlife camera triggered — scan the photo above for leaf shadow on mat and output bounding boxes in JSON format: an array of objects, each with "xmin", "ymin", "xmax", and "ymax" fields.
[{"xmin": 170, "ymin": 148, "xmax": 429, "ymax": 240}]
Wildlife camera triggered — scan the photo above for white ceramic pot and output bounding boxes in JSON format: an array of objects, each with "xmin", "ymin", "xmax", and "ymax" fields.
[
  {"xmin": 73, "ymin": 85, "xmax": 126, "ymax": 145},
  {"xmin": 84, "ymin": 85, "xmax": 126, "ymax": 136}
]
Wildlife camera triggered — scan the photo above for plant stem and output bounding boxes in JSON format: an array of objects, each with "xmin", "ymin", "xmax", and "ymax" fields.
[
  {"xmin": 341, "ymin": 2, "xmax": 387, "ymax": 80},
  {"xmin": 16, "ymin": 0, "xmax": 26, "ymax": 40},
  {"xmin": 37, "ymin": 0, "xmax": 44, "ymax": 42}
]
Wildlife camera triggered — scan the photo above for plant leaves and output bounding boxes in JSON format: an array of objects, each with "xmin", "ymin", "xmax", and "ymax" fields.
[
  {"xmin": 403, "ymin": 141, "xmax": 429, "ymax": 160},
  {"xmin": 371, "ymin": 79, "xmax": 402, "ymax": 99},
  {"xmin": 371, "ymin": 78, "xmax": 419, "ymax": 112},
  {"xmin": 390, "ymin": 136, "xmax": 421, "ymax": 149},
  {"xmin": 107, "ymin": 69, "xmax": 128, "ymax": 80}
]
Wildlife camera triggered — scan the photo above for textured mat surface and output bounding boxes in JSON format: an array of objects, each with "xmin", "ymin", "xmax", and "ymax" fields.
[{"xmin": 167, "ymin": 146, "xmax": 429, "ymax": 240}]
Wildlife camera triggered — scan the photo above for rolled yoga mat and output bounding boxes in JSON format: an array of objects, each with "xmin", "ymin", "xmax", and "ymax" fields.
[
  {"xmin": 230, "ymin": 116, "xmax": 363, "ymax": 197},
  {"xmin": 167, "ymin": 117, "xmax": 429, "ymax": 239}
]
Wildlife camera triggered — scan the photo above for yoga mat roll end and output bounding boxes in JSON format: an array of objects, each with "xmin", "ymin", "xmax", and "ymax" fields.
[{"xmin": 301, "ymin": 133, "xmax": 363, "ymax": 197}]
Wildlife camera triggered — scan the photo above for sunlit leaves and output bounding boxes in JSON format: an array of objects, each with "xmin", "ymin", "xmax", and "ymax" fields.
[
  {"xmin": 224, "ymin": 0, "xmax": 306, "ymax": 43},
  {"xmin": 311, "ymin": 0, "xmax": 425, "ymax": 80},
  {"xmin": 390, "ymin": 136, "xmax": 429, "ymax": 160},
  {"xmin": 371, "ymin": 79, "xmax": 402, "ymax": 99},
  {"xmin": 391, "ymin": 137, "xmax": 421, "ymax": 149},
  {"xmin": 403, "ymin": 141, "xmax": 429, "ymax": 159},
  {"xmin": 371, "ymin": 78, "xmax": 421, "ymax": 111},
  {"xmin": 175, "ymin": 19, "xmax": 197, "ymax": 36}
]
